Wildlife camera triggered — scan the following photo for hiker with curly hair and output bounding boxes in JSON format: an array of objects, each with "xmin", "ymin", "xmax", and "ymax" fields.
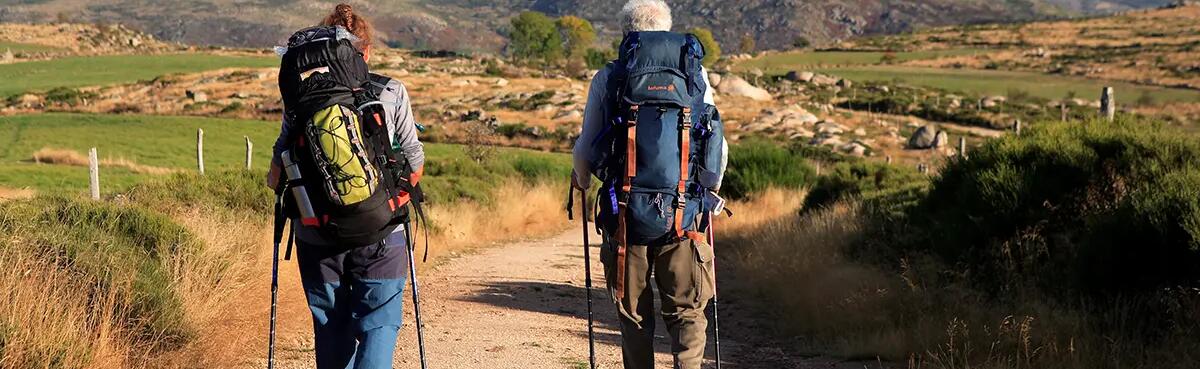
[{"xmin": 267, "ymin": 4, "xmax": 425, "ymax": 369}]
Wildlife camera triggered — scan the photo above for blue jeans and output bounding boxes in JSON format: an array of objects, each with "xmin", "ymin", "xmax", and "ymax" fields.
[{"xmin": 297, "ymin": 230, "xmax": 409, "ymax": 369}]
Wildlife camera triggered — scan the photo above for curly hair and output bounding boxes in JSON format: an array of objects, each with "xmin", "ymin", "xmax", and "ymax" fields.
[{"xmin": 321, "ymin": 3, "xmax": 373, "ymax": 50}]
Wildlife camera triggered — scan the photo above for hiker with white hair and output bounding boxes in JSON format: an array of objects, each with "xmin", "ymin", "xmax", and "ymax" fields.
[{"xmin": 571, "ymin": 0, "xmax": 728, "ymax": 368}]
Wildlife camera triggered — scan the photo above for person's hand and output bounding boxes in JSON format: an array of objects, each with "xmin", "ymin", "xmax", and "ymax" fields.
[
  {"xmin": 267, "ymin": 162, "xmax": 282, "ymax": 190},
  {"xmin": 571, "ymin": 171, "xmax": 588, "ymax": 190},
  {"xmin": 410, "ymin": 166, "xmax": 425, "ymax": 186}
]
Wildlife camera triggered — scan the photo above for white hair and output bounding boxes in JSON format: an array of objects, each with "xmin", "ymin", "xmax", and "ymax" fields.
[{"xmin": 620, "ymin": 0, "xmax": 673, "ymax": 33}]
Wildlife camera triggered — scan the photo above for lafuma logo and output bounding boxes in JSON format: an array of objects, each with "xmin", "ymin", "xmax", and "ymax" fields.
[{"xmin": 647, "ymin": 84, "xmax": 676, "ymax": 92}]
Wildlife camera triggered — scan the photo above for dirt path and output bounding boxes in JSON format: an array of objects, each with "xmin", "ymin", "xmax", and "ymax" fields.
[{"xmin": 256, "ymin": 229, "xmax": 875, "ymax": 369}]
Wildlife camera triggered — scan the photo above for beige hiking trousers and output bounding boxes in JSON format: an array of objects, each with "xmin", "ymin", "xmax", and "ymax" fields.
[{"xmin": 601, "ymin": 237, "xmax": 716, "ymax": 369}]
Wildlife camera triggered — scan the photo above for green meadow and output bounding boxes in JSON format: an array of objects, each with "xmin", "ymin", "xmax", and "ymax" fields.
[
  {"xmin": 815, "ymin": 66, "xmax": 1200, "ymax": 103},
  {"xmin": 735, "ymin": 49, "xmax": 984, "ymax": 73},
  {"xmin": 0, "ymin": 113, "xmax": 572, "ymax": 201},
  {"xmin": 0, "ymin": 41, "xmax": 64, "ymax": 54},
  {"xmin": 0, "ymin": 53, "xmax": 276, "ymax": 96}
]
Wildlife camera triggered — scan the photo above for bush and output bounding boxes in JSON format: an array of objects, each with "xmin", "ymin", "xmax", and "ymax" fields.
[
  {"xmin": 723, "ymin": 140, "xmax": 817, "ymax": 200},
  {"xmin": 804, "ymin": 160, "xmax": 927, "ymax": 210},
  {"xmin": 688, "ymin": 27, "xmax": 721, "ymax": 67},
  {"xmin": 898, "ymin": 118, "xmax": 1200, "ymax": 295}
]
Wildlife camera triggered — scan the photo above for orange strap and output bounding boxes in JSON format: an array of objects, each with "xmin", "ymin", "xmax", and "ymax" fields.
[
  {"xmin": 615, "ymin": 105, "xmax": 639, "ymax": 300},
  {"xmin": 674, "ymin": 108, "xmax": 692, "ymax": 239}
]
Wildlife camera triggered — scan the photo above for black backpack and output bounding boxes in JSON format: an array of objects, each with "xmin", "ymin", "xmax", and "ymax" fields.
[{"xmin": 278, "ymin": 26, "xmax": 415, "ymax": 247}]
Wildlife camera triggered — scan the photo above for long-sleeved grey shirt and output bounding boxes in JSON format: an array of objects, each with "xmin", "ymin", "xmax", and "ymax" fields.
[
  {"xmin": 272, "ymin": 74, "xmax": 424, "ymax": 246},
  {"xmin": 572, "ymin": 65, "xmax": 728, "ymax": 191}
]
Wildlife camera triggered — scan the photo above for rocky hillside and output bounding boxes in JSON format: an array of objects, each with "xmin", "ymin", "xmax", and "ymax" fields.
[{"xmin": 0, "ymin": 0, "xmax": 1166, "ymax": 52}]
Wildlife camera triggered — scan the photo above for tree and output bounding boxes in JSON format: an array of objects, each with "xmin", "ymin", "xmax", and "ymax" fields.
[
  {"xmin": 509, "ymin": 11, "xmax": 563, "ymax": 64},
  {"xmin": 738, "ymin": 34, "xmax": 755, "ymax": 54},
  {"xmin": 556, "ymin": 16, "xmax": 596, "ymax": 60},
  {"xmin": 792, "ymin": 36, "xmax": 811, "ymax": 49},
  {"xmin": 688, "ymin": 27, "xmax": 721, "ymax": 67},
  {"xmin": 585, "ymin": 48, "xmax": 616, "ymax": 69}
]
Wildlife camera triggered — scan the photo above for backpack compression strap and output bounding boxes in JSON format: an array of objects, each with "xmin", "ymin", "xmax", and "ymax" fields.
[
  {"xmin": 675, "ymin": 108, "xmax": 692, "ymax": 240},
  {"xmin": 614, "ymin": 104, "xmax": 640, "ymax": 300}
]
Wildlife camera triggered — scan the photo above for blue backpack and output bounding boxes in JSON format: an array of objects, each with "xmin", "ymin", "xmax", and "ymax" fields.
[{"xmin": 589, "ymin": 31, "xmax": 726, "ymax": 253}]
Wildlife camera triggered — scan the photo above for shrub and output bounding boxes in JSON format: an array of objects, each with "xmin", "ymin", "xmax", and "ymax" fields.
[
  {"xmin": 688, "ymin": 27, "xmax": 721, "ymax": 67},
  {"xmin": 723, "ymin": 140, "xmax": 817, "ymax": 200},
  {"xmin": 899, "ymin": 118, "xmax": 1200, "ymax": 295},
  {"xmin": 804, "ymin": 160, "xmax": 927, "ymax": 210}
]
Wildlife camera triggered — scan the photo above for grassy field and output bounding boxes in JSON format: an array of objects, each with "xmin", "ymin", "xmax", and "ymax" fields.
[
  {"xmin": 0, "ymin": 53, "xmax": 276, "ymax": 96},
  {"xmin": 0, "ymin": 41, "xmax": 63, "ymax": 54},
  {"xmin": 735, "ymin": 49, "xmax": 984, "ymax": 73},
  {"xmin": 0, "ymin": 113, "xmax": 573, "ymax": 199},
  {"xmin": 814, "ymin": 66, "xmax": 1200, "ymax": 103}
]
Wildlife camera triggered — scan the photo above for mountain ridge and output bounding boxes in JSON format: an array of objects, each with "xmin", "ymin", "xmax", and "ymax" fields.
[{"xmin": 0, "ymin": 0, "xmax": 1175, "ymax": 52}]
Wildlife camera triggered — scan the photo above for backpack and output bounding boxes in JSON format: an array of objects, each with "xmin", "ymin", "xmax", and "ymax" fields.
[
  {"xmin": 277, "ymin": 26, "xmax": 415, "ymax": 247},
  {"xmin": 590, "ymin": 31, "xmax": 726, "ymax": 249}
]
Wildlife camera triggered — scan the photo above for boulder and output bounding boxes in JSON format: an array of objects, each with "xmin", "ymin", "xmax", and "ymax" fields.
[
  {"xmin": 837, "ymin": 79, "xmax": 853, "ymax": 88},
  {"xmin": 933, "ymin": 131, "xmax": 949, "ymax": 148},
  {"xmin": 841, "ymin": 142, "xmax": 868, "ymax": 157},
  {"xmin": 785, "ymin": 71, "xmax": 815, "ymax": 83},
  {"xmin": 815, "ymin": 122, "xmax": 846, "ymax": 135},
  {"xmin": 907, "ymin": 125, "xmax": 939, "ymax": 149},
  {"xmin": 2, "ymin": 48, "xmax": 13, "ymax": 62},
  {"xmin": 186, "ymin": 90, "xmax": 208, "ymax": 103},
  {"xmin": 495, "ymin": 78, "xmax": 510, "ymax": 87},
  {"xmin": 554, "ymin": 110, "xmax": 583, "ymax": 120},
  {"xmin": 708, "ymin": 73, "xmax": 723, "ymax": 87},
  {"xmin": 810, "ymin": 74, "xmax": 839, "ymax": 86},
  {"xmin": 718, "ymin": 76, "xmax": 773, "ymax": 101}
]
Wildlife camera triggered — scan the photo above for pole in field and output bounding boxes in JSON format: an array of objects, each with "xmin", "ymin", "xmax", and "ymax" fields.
[
  {"xmin": 197, "ymin": 128, "xmax": 205, "ymax": 175},
  {"xmin": 88, "ymin": 147, "xmax": 100, "ymax": 200},
  {"xmin": 245, "ymin": 136, "xmax": 253, "ymax": 170},
  {"xmin": 959, "ymin": 137, "xmax": 967, "ymax": 159},
  {"xmin": 1101, "ymin": 87, "xmax": 1115, "ymax": 122},
  {"xmin": 1014, "ymin": 120, "xmax": 1023, "ymax": 135}
]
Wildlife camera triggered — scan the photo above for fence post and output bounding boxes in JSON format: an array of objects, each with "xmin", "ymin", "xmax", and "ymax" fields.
[
  {"xmin": 959, "ymin": 137, "xmax": 967, "ymax": 159},
  {"xmin": 1060, "ymin": 102, "xmax": 1067, "ymax": 122},
  {"xmin": 197, "ymin": 128, "xmax": 205, "ymax": 175},
  {"xmin": 88, "ymin": 147, "xmax": 100, "ymax": 200},
  {"xmin": 886, "ymin": 155, "xmax": 893, "ymax": 165},
  {"xmin": 1014, "ymin": 120, "xmax": 1023, "ymax": 136},
  {"xmin": 244, "ymin": 136, "xmax": 253, "ymax": 170},
  {"xmin": 1101, "ymin": 87, "xmax": 1115, "ymax": 122}
]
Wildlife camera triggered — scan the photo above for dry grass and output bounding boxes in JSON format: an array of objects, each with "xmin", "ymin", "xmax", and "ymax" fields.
[
  {"xmin": 0, "ymin": 234, "xmax": 137, "ymax": 369},
  {"xmin": 0, "ymin": 187, "xmax": 34, "ymax": 202},
  {"xmin": 30, "ymin": 147, "xmax": 179, "ymax": 175},
  {"xmin": 146, "ymin": 210, "xmax": 272, "ymax": 368},
  {"xmin": 422, "ymin": 180, "xmax": 570, "ymax": 261},
  {"xmin": 726, "ymin": 198, "xmax": 1200, "ymax": 368},
  {"xmin": 715, "ymin": 187, "xmax": 806, "ymax": 233}
]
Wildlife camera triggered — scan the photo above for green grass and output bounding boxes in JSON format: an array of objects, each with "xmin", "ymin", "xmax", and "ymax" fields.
[
  {"xmin": 0, "ymin": 53, "xmax": 275, "ymax": 97},
  {"xmin": 813, "ymin": 66, "xmax": 1200, "ymax": 103},
  {"xmin": 0, "ymin": 113, "xmax": 572, "ymax": 202},
  {"xmin": 0, "ymin": 41, "xmax": 64, "ymax": 54},
  {"xmin": 735, "ymin": 49, "xmax": 984, "ymax": 73}
]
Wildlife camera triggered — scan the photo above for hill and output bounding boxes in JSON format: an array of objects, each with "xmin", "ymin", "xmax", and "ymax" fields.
[{"xmin": 0, "ymin": 0, "xmax": 1165, "ymax": 52}]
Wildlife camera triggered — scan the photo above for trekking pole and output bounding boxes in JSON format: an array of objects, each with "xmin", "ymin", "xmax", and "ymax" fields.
[
  {"xmin": 403, "ymin": 222, "xmax": 429, "ymax": 369},
  {"xmin": 579, "ymin": 187, "xmax": 597, "ymax": 369},
  {"xmin": 707, "ymin": 211, "xmax": 722, "ymax": 369},
  {"xmin": 267, "ymin": 189, "xmax": 287, "ymax": 369}
]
